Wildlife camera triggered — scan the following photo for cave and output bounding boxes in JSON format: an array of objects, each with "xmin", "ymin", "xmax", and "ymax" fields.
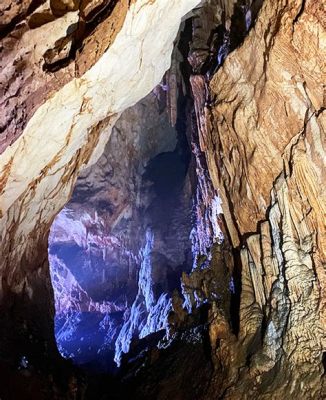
[
  {"xmin": 0, "ymin": 0, "xmax": 325, "ymax": 399},
  {"xmin": 48, "ymin": 88, "xmax": 195, "ymax": 374}
]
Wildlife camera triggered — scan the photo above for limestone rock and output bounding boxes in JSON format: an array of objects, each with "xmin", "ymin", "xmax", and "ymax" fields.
[
  {"xmin": 0, "ymin": 0, "xmax": 325, "ymax": 398},
  {"xmin": 199, "ymin": 0, "xmax": 326, "ymax": 398}
]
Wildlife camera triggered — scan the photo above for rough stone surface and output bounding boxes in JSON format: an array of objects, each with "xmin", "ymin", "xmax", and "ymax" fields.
[
  {"xmin": 0, "ymin": 0, "xmax": 130, "ymax": 152},
  {"xmin": 122, "ymin": 2, "xmax": 326, "ymax": 398},
  {"xmin": 0, "ymin": 0, "xmax": 325, "ymax": 398},
  {"xmin": 199, "ymin": 0, "xmax": 326, "ymax": 398}
]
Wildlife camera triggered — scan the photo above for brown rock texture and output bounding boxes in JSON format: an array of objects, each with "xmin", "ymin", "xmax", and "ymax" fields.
[
  {"xmin": 0, "ymin": 0, "xmax": 130, "ymax": 152},
  {"xmin": 196, "ymin": 0, "xmax": 326, "ymax": 398},
  {"xmin": 0, "ymin": 0, "xmax": 325, "ymax": 398}
]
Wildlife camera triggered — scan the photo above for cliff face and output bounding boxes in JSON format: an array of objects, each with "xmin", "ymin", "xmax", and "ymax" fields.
[{"xmin": 0, "ymin": 0, "xmax": 325, "ymax": 399}]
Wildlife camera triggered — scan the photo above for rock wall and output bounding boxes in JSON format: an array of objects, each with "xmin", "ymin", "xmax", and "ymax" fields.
[
  {"xmin": 123, "ymin": 2, "xmax": 325, "ymax": 398},
  {"xmin": 190, "ymin": 0, "xmax": 326, "ymax": 398},
  {"xmin": 0, "ymin": 0, "xmax": 130, "ymax": 152},
  {"xmin": 0, "ymin": 0, "xmax": 325, "ymax": 398}
]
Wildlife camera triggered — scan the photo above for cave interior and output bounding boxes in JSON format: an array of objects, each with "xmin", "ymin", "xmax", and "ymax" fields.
[{"xmin": 0, "ymin": 0, "xmax": 325, "ymax": 399}]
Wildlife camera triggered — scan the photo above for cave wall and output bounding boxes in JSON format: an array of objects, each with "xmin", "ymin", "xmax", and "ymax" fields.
[
  {"xmin": 189, "ymin": 0, "xmax": 326, "ymax": 398},
  {"xmin": 125, "ymin": 1, "xmax": 325, "ymax": 398},
  {"xmin": 0, "ymin": 0, "xmax": 325, "ymax": 398}
]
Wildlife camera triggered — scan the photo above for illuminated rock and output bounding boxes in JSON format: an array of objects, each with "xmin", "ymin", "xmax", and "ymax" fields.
[{"xmin": 0, "ymin": 0, "xmax": 200, "ymax": 393}]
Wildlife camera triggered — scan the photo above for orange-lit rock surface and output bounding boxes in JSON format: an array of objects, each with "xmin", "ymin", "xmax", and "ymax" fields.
[
  {"xmin": 198, "ymin": 0, "xmax": 326, "ymax": 398},
  {"xmin": 0, "ymin": 0, "xmax": 130, "ymax": 152}
]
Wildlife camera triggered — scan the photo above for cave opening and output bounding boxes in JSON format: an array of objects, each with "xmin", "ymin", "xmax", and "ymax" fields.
[
  {"xmin": 42, "ymin": 2, "xmax": 257, "ymax": 394},
  {"xmin": 43, "ymin": 0, "xmax": 263, "ymax": 392},
  {"xmin": 48, "ymin": 82, "xmax": 197, "ymax": 373},
  {"xmin": 46, "ymin": 18, "xmax": 229, "ymax": 375}
]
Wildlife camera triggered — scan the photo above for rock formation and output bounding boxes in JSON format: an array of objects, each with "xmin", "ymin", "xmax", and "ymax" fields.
[
  {"xmin": 187, "ymin": 0, "xmax": 326, "ymax": 398},
  {"xmin": 0, "ymin": 0, "xmax": 325, "ymax": 399}
]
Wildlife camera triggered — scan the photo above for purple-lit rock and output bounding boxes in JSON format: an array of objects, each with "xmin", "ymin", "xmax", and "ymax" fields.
[
  {"xmin": 49, "ymin": 253, "xmax": 126, "ymax": 368},
  {"xmin": 114, "ymin": 230, "xmax": 172, "ymax": 365},
  {"xmin": 190, "ymin": 142, "xmax": 224, "ymax": 269},
  {"xmin": 48, "ymin": 88, "xmax": 194, "ymax": 369}
]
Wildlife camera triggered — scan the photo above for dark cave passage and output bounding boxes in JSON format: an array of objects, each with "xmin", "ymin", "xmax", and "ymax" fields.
[
  {"xmin": 47, "ymin": 70, "xmax": 228, "ymax": 383},
  {"xmin": 44, "ymin": 0, "xmax": 263, "ymax": 376},
  {"xmin": 43, "ymin": 0, "xmax": 264, "ymax": 396},
  {"xmin": 48, "ymin": 88, "xmax": 198, "ymax": 373},
  {"xmin": 46, "ymin": 5, "xmax": 233, "ymax": 385}
]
